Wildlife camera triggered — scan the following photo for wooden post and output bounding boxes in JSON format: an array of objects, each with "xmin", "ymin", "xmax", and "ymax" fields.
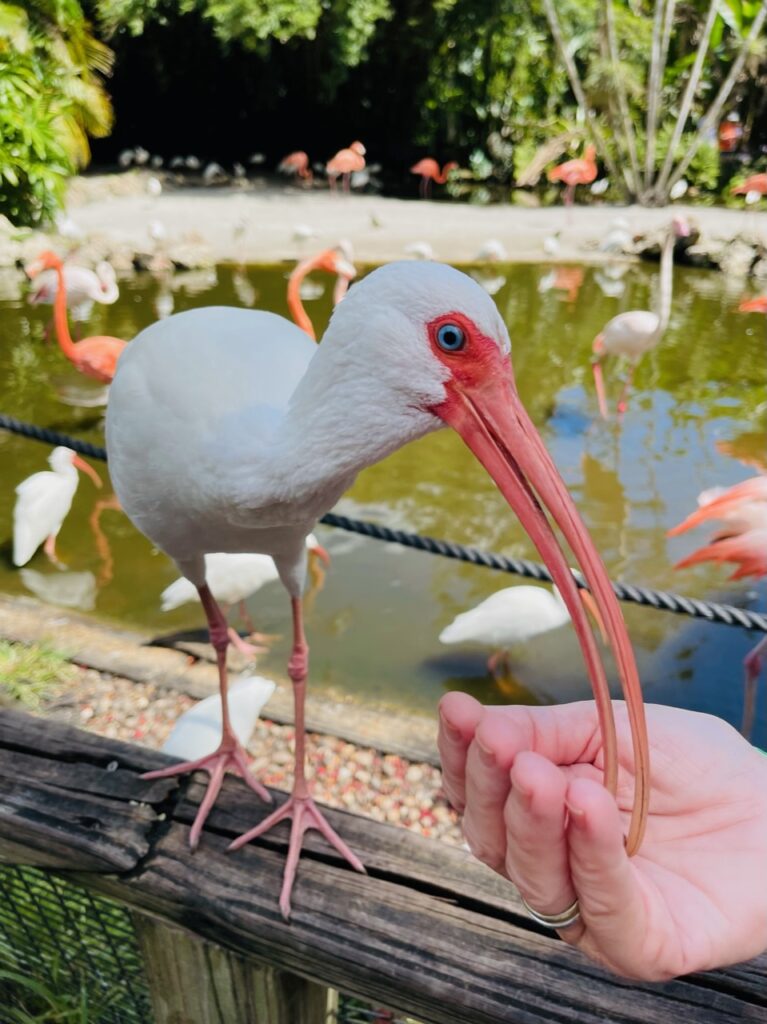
[{"xmin": 133, "ymin": 914, "xmax": 328, "ymax": 1024}]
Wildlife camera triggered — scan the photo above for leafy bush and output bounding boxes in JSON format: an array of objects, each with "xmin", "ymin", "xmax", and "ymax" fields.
[{"xmin": 0, "ymin": 1, "xmax": 113, "ymax": 227}]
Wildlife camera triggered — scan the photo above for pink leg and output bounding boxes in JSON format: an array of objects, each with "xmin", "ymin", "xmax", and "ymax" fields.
[
  {"xmin": 741, "ymin": 635, "xmax": 767, "ymax": 739},
  {"xmin": 229, "ymin": 596, "xmax": 365, "ymax": 919},
  {"xmin": 43, "ymin": 534, "xmax": 65, "ymax": 567},
  {"xmin": 226, "ymin": 626, "xmax": 268, "ymax": 657},
  {"xmin": 592, "ymin": 356, "xmax": 610, "ymax": 420},
  {"xmin": 143, "ymin": 583, "xmax": 272, "ymax": 849},
  {"xmin": 616, "ymin": 363, "xmax": 638, "ymax": 417}
]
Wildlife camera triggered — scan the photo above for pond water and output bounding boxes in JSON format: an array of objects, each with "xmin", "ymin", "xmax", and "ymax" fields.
[{"xmin": 0, "ymin": 260, "xmax": 765, "ymax": 737}]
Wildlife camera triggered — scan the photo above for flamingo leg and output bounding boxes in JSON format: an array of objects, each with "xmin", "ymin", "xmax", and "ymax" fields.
[
  {"xmin": 43, "ymin": 533, "xmax": 65, "ymax": 568},
  {"xmin": 142, "ymin": 583, "xmax": 272, "ymax": 849},
  {"xmin": 616, "ymin": 362, "xmax": 638, "ymax": 417},
  {"xmin": 741, "ymin": 635, "xmax": 767, "ymax": 739},
  {"xmin": 229, "ymin": 595, "xmax": 365, "ymax": 919}
]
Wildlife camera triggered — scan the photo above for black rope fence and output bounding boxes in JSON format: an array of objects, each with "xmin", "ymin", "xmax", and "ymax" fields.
[{"xmin": 2, "ymin": 413, "xmax": 765, "ymax": 634}]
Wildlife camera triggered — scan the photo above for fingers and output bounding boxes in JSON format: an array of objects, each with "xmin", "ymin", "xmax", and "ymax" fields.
[
  {"xmin": 461, "ymin": 712, "xmax": 525, "ymax": 872},
  {"xmin": 504, "ymin": 751, "xmax": 577, "ymax": 930},
  {"xmin": 565, "ymin": 776, "xmax": 650, "ymax": 973},
  {"xmin": 438, "ymin": 692, "xmax": 483, "ymax": 811}
]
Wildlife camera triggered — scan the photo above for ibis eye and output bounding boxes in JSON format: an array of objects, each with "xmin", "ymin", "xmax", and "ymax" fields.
[{"xmin": 436, "ymin": 323, "xmax": 466, "ymax": 352}]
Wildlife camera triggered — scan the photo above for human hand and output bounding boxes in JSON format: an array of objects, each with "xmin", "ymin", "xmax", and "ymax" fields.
[{"xmin": 438, "ymin": 694, "xmax": 767, "ymax": 980}]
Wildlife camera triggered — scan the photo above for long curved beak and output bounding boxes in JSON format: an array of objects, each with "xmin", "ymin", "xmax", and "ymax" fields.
[
  {"xmin": 432, "ymin": 359, "xmax": 649, "ymax": 855},
  {"xmin": 72, "ymin": 454, "xmax": 102, "ymax": 488}
]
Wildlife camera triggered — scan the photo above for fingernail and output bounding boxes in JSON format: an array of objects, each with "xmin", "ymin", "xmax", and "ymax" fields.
[
  {"xmin": 443, "ymin": 719, "xmax": 462, "ymax": 742},
  {"xmin": 474, "ymin": 735, "xmax": 496, "ymax": 768},
  {"xmin": 565, "ymin": 799, "xmax": 586, "ymax": 827}
]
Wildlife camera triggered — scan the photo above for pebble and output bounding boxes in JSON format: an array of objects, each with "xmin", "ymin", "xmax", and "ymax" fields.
[{"xmin": 41, "ymin": 669, "xmax": 464, "ymax": 846}]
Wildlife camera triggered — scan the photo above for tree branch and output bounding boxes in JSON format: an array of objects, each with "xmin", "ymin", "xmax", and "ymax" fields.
[
  {"xmin": 604, "ymin": 0, "xmax": 643, "ymax": 194},
  {"xmin": 644, "ymin": 0, "xmax": 667, "ymax": 187}
]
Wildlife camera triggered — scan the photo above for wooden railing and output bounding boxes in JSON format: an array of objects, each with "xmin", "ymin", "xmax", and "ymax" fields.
[{"xmin": 0, "ymin": 709, "xmax": 765, "ymax": 1023}]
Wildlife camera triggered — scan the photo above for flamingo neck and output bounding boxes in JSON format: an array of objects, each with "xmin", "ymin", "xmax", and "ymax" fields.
[
  {"xmin": 51, "ymin": 264, "xmax": 78, "ymax": 360},
  {"xmin": 97, "ymin": 279, "xmax": 119, "ymax": 304},
  {"xmin": 287, "ymin": 257, "xmax": 320, "ymax": 340},
  {"xmin": 657, "ymin": 228, "xmax": 676, "ymax": 333}
]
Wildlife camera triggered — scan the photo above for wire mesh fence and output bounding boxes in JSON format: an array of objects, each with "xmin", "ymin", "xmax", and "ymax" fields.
[{"xmin": 0, "ymin": 865, "xmax": 412, "ymax": 1023}]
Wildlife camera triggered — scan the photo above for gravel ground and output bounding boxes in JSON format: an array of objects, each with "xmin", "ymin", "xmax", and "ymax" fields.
[{"xmin": 43, "ymin": 665, "xmax": 464, "ymax": 845}]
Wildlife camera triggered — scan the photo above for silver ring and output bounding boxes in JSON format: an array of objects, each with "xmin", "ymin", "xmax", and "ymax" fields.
[{"xmin": 521, "ymin": 895, "xmax": 581, "ymax": 929}]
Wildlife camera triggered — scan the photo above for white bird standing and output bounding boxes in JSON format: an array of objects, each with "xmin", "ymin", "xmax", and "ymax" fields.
[
  {"xmin": 160, "ymin": 534, "xmax": 330, "ymax": 656},
  {"xmin": 13, "ymin": 447, "xmax": 102, "ymax": 567},
  {"xmin": 592, "ymin": 216, "xmax": 690, "ymax": 419},
  {"xmin": 163, "ymin": 676, "xmax": 276, "ymax": 760},
  {"xmin": 105, "ymin": 260, "xmax": 649, "ymax": 918}
]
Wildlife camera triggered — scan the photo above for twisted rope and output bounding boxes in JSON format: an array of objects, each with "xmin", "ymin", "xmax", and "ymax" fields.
[{"xmin": 3, "ymin": 414, "xmax": 766, "ymax": 634}]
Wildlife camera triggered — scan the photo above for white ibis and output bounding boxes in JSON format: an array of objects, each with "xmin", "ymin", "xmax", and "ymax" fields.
[
  {"xmin": 592, "ymin": 216, "xmax": 690, "ymax": 419},
  {"xmin": 13, "ymin": 447, "xmax": 101, "ymax": 567},
  {"xmin": 105, "ymin": 260, "xmax": 649, "ymax": 918},
  {"xmin": 160, "ymin": 534, "xmax": 330, "ymax": 656},
  {"xmin": 163, "ymin": 676, "xmax": 276, "ymax": 761},
  {"xmin": 439, "ymin": 584, "xmax": 605, "ymax": 678}
]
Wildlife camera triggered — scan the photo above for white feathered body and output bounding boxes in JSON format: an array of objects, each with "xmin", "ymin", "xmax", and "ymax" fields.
[
  {"xmin": 439, "ymin": 586, "xmax": 569, "ymax": 649},
  {"xmin": 162, "ymin": 676, "xmax": 276, "ymax": 759},
  {"xmin": 29, "ymin": 263, "xmax": 119, "ymax": 308},
  {"xmin": 13, "ymin": 449, "xmax": 80, "ymax": 566},
  {"xmin": 598, "ymin": 310, "xmax": 661, "ymax": 361}
]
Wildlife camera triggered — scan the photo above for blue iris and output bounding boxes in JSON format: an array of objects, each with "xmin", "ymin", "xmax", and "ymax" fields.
[{"xmin": 436, "ymin": 323, "xmax": 466, "ymax": 351}]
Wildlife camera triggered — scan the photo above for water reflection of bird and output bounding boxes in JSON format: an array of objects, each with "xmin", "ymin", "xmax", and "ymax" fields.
[
  {"xmin": 410, "ymin": 158, "xmax": 458, "ymax": 198},
  {"xmin": 13, "ymin": 447, "xmax": 101, "ymax": 567},
  {"xmin": 538, "ymin": 266, "xmax": 584, "ymax": 304},
  {"xmin": 592, "ymin": 216, "xmax": 690, "ymax": 419},
  {"xmin": 106, "ymin": 260, "xmax": 648, "ymax": 917},
  {"xmin": 26, "ymin": 252, "xmax": 127, "ymax": 384},
  {"xmin": 739, "ymin": 295, "xmax": 767, "ymax": 314},
  {"xmin": 669, "ymin": 476, "xmax": 767, "ymax": 737},
  {"xmin": 439, "ymin": 584, "xmax": 605, "ymax": 684},
  {"xmin": 547, "ymin": 144, "xmax": 597, "ymax": 206},
  {"xmin": 286, "ymin": 246, "xmax": 357, "ymax": 340},
  {"xmin": 326, "ymin": 141, "xmax": 366, "ymax": 192},
  {"xmin": 160, "ymin": 535, "xmax": 330, "ymax": 657},
  {"xmin": 20, "ymin": 568, "xmax": 97, "ymax": 611}
]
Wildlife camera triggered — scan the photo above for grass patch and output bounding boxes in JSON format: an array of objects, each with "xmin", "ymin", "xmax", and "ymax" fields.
[{"xmin": 0, "ymin": 641, "xmax": 76, "ymax": 709}]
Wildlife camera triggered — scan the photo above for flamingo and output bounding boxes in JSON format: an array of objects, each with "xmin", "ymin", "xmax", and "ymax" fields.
[
  {"xmin": 439, "ymin": 584, "xmax": 606, "ymax": 679},
  {"xmin": 28, "ymin": 260, "xmax": 119, "ymax": 312},
  {"xmin": 13, "ymin": 447, "xmax": 101, "ymax": 567},
  {"xmin": 278, "ymin": 151, "xmax": 313, "ymax": 186},
  {"xmin": 547, "ymin": 144, "xmax": 598, "ymax": 206},
  {"xmin": 591, "ymin": 216, "xmax": 691, "ymax": 419},
  {"xmin": 105, "ymin": 260, "xmax": 649, "ymax": 918},
  {"xmin": 326, "ymin": 141, "xmax": 366, "ymax": 192},
  {"xmin": 410, "ymin": 158, "xmax": 458, "ymax": 199},
  {"xmin": 25, "ymin": 252, "xmax": 127, "ymax": 384},
  {"xmin": 669, "ymin": 479, "xmax": 767, "ymax": 738},
  {"xmin": 731, "ymin": 173, "xmax": 767, "ymax": 199},
  {"xmin": 160, "ymin": 535, "xmax": 330, "ymax": 657},
  {"xmin": 286, "ymin": 247, "xmax": 357, "ymax": 341}
]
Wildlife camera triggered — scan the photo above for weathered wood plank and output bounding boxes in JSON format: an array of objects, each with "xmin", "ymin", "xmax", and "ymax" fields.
[
  {"xmin": 0, "ymin": 709, "xmax": 174, "ymax": 871},
  {"xmin": 133, "ymin": 913, "xmax": 328, "ymax": 1024},
  {"xmin": 90, "ymin": 821, "xmax": 767, "ymax": 1024}
]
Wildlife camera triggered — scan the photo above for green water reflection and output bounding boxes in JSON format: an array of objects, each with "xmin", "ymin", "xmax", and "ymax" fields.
[{"xmin": 0, "ymin": 260, "xmax": 764, "ymax": 734}]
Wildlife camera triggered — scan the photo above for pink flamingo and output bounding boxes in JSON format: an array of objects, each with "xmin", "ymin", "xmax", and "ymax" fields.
[
  {"xmin": 26, "ymin": 252, "xmax": 127, "ymax": 384},
  {"xmin": 739, "ymin": 295, "xmax": 767, "ymax": 314},
  {"xmin": 410, "ymin": 158, "xmax": 458, "ymax": 198},
  {"xmin": 592, "ymin": 216, "xmax": 690, "ymax": 419},
  {"xmin": 286, "ymin": 246, "xmax": 357, "ymax": 341},
  {"xmin": 731, "ymin": 173, "xmax": 767, "ymax": 198},
  {"xmin": 277, "ymin": 151, "xmax": 313, "ymax": 186},
  {"xmin": 547, "ymin": 144, "xmax": 598, "ymax": 206},
  {"xmin": 669, "ymin": 476, "xmax": 767, "ymax": 737},
  {"xmin": 326, "ymin": 141, "xmax": 365, "ymax": 192}
]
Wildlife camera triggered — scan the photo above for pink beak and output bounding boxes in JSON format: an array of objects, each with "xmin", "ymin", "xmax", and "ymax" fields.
[
  {"xmin": 72, "ymin": 454, "xmax": 102, "ymax": 488},
  {"xmin": 432, "ymin": 355, "xmax": 649, "ymax": 855}
]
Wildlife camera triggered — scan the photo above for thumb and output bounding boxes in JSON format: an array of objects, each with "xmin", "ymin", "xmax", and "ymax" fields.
[{"xmin": 566, "ymin": 777, "xmax": 657, "ymax": 979}]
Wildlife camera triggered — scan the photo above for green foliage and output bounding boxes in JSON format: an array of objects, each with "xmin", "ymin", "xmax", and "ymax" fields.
[
  {"xmin": 0, "ymin": 640, "xmax": 75, "ymax": 708},
  {"xmin": 0, "ymin": 962, "xmax": 117, "ymax": 1023},
  {"xmin": 0, "ymin": 1, "xmax": 113, "ymax": 226}
]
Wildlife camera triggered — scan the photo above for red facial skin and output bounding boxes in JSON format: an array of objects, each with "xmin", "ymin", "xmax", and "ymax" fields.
[{"xmin": 425, "ymin": 311, "xmax": 650, "ymax": 856}]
